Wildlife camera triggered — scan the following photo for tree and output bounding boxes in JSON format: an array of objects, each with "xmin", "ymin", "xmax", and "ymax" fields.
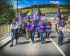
[{"xmin": 0, "ymin": 2, "xmax": 16, "ymax": 25}]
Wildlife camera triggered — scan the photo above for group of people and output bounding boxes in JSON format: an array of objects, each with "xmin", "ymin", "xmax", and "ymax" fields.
[
  {"xmin": 10, "ymin": 17, "xmax": 52, "ymax": 47},
  {"xmin": 10, "ymin": 17, "xmax": 66, "ymax": 47}
]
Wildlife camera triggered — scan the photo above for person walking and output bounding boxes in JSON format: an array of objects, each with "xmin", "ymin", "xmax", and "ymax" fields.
[
  {"xmin": 29, "ymin": 20, "xmax": 36, "ymax": 44},
  {"xmin": 58, "ymin": 18, "xmax": 67, "ymax": 45},
  {"xmin": 10, "ymin": 19, "xmax": 19, "ymax": 47},
  {"xmin": 39, "ymin": 20, "xmax": 45, "ymax": 44},
  {"xmin": 45, "ymin": 20, "xmax": 51, "ymax": 39}
]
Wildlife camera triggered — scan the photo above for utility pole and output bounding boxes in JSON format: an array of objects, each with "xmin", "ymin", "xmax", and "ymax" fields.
[{"xmin": 17, "ymin": 0, "xmax": 18, "ymax": 17}]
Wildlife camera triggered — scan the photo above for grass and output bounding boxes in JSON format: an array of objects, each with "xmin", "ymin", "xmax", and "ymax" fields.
[{"xmin": 14, "ymin": 7, "xmax": 70, "ymax": 14}]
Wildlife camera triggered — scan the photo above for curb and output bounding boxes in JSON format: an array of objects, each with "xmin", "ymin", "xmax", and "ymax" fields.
[{"xmin": 0, "ymin": 39, "xmax": 11, "ymax": 51}]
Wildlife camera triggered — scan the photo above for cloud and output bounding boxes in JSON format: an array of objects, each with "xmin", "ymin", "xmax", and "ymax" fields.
[
  {"xmin": 33, "ymin": 1, "xmax": 37, "ymax": 3},
  {"xmin": 7, "ymin": 0, "xmax": 21, "ymax": 9},
  {"xmin": 50, "ymin": 1, "xmax": 59, "ymax": 4},
  {"xmin": 23, "ymin": 0, "xmax": 29, "ymax": 3},
  {"xmin": 14, "ymin": 4, "xmax": 26, "ymax": 9}
]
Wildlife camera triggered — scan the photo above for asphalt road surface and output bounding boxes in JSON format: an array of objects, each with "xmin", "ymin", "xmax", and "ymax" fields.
[{"xmin": 0, "ymin": 26, "xmax": 70, "ymax": 56}]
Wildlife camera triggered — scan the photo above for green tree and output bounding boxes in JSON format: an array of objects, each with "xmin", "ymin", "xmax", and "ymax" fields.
[{"xmin": 0, "ymin": 2, "xmax": 16, "ymax": 25}]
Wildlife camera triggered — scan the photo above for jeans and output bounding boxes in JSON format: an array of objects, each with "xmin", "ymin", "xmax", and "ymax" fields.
[
  {"xmin": 46, "ymin": 33, "xmax": 50, "ymax": 38},
  {"xmin": 30, "ymin": 31, "xmax": 35, "ymax": 43},
  {"xmin": 40, "ymin": 33, "xmax": 45, "ymax": 43},
  {"xmin": 58, "ymin": 33, "xmax": 63, "ymax": 45},
  {"xmin": 11, "ymin": 31, "xmax": 18, "ymax": 45},
  {"xmin": 58, "ymin": 37, "xmax": 63, "ymax": 44},
  {"xmin": 37, "ymin": 29, "xmax": 40, "ymax": 38},
  {"xmin": 19, "ymin": 28, "xmax": 23, "ymax": 37}
]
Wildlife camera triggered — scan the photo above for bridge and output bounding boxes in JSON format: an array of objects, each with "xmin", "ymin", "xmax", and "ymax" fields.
[{"xmin": 0, "ymin": 23, "xmax": 70, "ymax": 56}]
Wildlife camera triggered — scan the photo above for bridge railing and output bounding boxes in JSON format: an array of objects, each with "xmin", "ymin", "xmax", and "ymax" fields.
[{"xmin": 0, "ymin": 24, "xmax": 11, "ymax": 37}]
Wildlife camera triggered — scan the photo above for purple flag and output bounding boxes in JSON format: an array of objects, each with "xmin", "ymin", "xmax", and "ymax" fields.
[
  {"xmin": 38, "ymin": 7, "xmax": 42, "ymax": 17},
  {"xmin": 57, "ymin": 6, "xmax": 61, "ymax": 21},
  {"xmin": 37, "ymin": 15, "xmax": 39, "ymax": 20},
  {"xmin": 18, "ymin": 16, "xmax": 21, "ymax": 24},
  {"xmin": 32, "ymin": 9, "xmax": 37, "ymax": 20}
]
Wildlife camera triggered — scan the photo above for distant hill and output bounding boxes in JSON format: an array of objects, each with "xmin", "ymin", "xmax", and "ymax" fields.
[{"xmin": 21, "ymin": 4, "xmax": 70, "ymax": 9}]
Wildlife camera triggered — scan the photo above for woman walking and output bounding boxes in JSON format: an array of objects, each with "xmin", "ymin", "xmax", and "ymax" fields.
[{"xmin": 29, "ymin": 20, "xmax": 36, "ymax": 44}]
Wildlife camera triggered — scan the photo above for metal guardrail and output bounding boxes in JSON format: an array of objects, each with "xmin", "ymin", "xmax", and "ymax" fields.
[{"xmin": 0, "ymin": 24, "xmax": 11, "ymax": 37}]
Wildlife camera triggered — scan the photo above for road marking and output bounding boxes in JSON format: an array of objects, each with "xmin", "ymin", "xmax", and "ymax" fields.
[{"xmin": 50, "ymin": 38, "xmax": 66, "ymax": 56}]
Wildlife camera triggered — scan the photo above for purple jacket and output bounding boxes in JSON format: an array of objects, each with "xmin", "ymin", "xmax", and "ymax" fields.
[{"xmin": 30, "ymin": 23, "xmax": 36, "ymax": 31}]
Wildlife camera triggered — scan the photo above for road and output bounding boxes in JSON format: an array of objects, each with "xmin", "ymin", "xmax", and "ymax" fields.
[{"xmin": 0, "ymin": 26, "xmax": 70, "ymax": 56}]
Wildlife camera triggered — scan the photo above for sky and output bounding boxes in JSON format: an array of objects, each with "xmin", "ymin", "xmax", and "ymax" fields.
[{"xmin": 1, "ymin": 0, "xmax": 70, "ymax": 9}]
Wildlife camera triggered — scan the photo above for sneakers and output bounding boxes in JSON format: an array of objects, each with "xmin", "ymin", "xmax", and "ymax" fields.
[
  {"xmin": 10, "ymin": 45, "xmax": 13, "ymax": 47},
  {"xmin": 32, "ymin": 42, "xmax": 34, "ymax": 44},
  {"xmin": 27, "ymin": 38, "xmax": 28, "ymax": 40},
  {"xmin": 16, "ymin": 42, "xmax": 18, "ymax": 45},
  {"xmin": 41, "ymin": 42, "xmax": 44, "ymax": 44}
]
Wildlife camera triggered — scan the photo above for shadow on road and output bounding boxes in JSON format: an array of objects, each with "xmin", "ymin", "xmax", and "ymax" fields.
[
  {"xmin": 19, "ymin": 41, "xmax": 30, "ymax": 44},
  {"xmin": 13, "ymin": 41, "xmax": 30, "ymax": 47},
  {"xmin": 50, "ymin": 36, "xmax": 56, "ymax": 38},
  {"xmin": 45, "ymin": 41, "xmax": 52, "ymax": 43},
  {"xmin": 63, "ymin": 39, "xmax": 70, "ymax": 44},
  {"xmin": 35, "ymin": 39, "xmax": 40, "ymax": 43}
]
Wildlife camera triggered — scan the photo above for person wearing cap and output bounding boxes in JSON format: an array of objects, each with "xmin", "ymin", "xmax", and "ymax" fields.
[
  {"xmin": 29, "ymin": 20, "xmax": 36, "ymax": 44},
  {"xmin": 10, "ymin": 19, "xmax": 19, "ymax": 47},
  {"xmin": 38, "ymin": 20, "xmax": 45, "ymax": 44},
  {"xmin": 25, "ymin": 20, "xmax": 30, "ymax": 40},
  {"xmin": 58, "ymin": 27, "xmax": 63, "ymax": 46},
  {"xmin": 45, "ymin": 20, "xmax": 51, "ymax": 39}
]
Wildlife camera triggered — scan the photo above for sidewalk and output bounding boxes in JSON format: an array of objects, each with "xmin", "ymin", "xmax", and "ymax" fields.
[{"xmin": 0, "ymin": 34, "xmax": 11, "ymax": 50}]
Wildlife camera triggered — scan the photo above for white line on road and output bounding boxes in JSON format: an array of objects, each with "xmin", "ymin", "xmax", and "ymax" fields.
[{"xmin": 50, "ymin": 38, "xmax": 66, "ymax": 56}]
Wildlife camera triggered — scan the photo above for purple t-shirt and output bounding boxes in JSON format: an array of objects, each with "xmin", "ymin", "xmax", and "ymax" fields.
[
  {"xmin": 59, "ymin": 21, "xmax": 66, "ymax": 27},
  {"xmin": 30, "ymin": 23, "xmax": 35, "ymax": 31},
  {"xmin": 25, "ymin": 23, "xmax": 30, "ymax": 29},
  {"xmin": 45, "ymin": 22, "xmax": 51, "ymax": 33},
  {"xmin": 39, "ymin": 24, "xmax": 45, "ymax": 33}
]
